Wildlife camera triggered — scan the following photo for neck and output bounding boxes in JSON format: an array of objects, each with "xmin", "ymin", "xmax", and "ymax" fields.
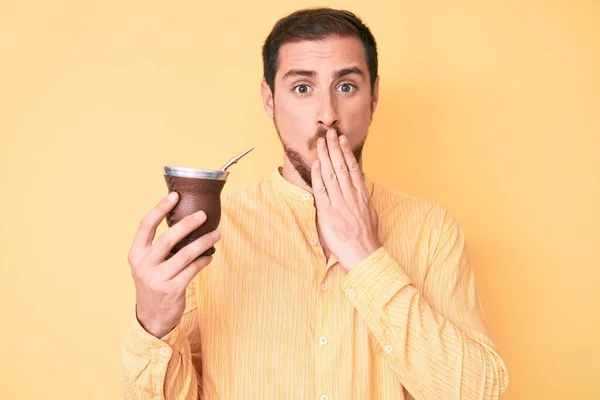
[{"xmin": 279, "ymin": 153, "xmax": 364, "ymax": 194}]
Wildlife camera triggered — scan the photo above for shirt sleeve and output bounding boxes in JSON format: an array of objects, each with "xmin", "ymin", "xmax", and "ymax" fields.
[
  {"xmin": 341, "ymin": 206, "xmax": 509, "ymax": 400},
  {"xmin": 121, "ymin": 278, "xmax": 203, "ymax": 399}
]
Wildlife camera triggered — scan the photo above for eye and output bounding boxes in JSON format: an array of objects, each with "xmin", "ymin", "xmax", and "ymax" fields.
[
  {"xmin": 293, "ymin": 84, "xmax": 312, "ymax": 95},
  {"xmin": 337, "ymin": 83, "xmax": 356, "ymax": 93}
]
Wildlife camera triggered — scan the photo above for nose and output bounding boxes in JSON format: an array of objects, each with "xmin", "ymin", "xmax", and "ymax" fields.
[{"xmin": 317, "ymin": 92, "xmax": 339, "ymax": 128}]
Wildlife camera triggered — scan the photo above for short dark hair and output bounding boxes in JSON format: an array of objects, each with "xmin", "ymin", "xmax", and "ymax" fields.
[{"xmin": 262, "ymin": 8, "xmax": 378, "ymax": 94}]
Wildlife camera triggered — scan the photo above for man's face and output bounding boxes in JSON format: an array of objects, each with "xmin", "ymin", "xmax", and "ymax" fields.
[{"xmin": 261, "ymin": 36, "xmax": 379, "ymax": 188}]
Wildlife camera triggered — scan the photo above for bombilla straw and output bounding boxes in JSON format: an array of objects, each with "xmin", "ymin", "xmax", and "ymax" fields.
[{"xmin": 219, "ymin": 146, "xmax": 254, "ymax": 171}]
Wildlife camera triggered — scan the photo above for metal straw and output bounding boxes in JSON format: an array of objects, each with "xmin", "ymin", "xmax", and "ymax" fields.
[{"xmin": 219, "ymin": 147, "xmax": 254, "ymax": 171}]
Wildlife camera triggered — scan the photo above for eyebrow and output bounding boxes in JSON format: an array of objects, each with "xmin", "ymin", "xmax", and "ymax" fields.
[
  {"xmin": 334, "ymin": 67, "xmax": 365, "ymax": 79},
  {"xmin": 281, "ymin": 67, "xmax": 365, "ymax": 81},
  {"xmin": 282, "ymin": 69, "xmax": 315, "ymax": 80}
]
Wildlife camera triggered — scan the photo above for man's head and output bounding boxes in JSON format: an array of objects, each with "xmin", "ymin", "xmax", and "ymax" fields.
[{"xmin": 261, "ymin": 8, "xmax": 380, "ymax": 188}]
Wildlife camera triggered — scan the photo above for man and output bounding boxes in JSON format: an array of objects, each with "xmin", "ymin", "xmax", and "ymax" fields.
[{"xmin": 121, "ymin": 7, "xmax": 508, "ymax": 400}]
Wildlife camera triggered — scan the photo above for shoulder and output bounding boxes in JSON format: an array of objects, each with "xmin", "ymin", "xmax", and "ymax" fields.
[{"xmin": 371, "ymin": 180, "xmax": 461, "ymax": 233}]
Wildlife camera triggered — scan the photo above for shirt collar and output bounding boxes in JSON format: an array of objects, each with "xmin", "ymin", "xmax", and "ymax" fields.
[{"xmin": 269, "ymin": 166, "xmax": 375, "ymax": 204}]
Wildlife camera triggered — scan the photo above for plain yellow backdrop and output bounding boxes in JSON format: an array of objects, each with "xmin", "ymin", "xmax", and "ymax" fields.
[{"xmin": 1, "ymin": 1, "xmax": 598, "ymax": 399}]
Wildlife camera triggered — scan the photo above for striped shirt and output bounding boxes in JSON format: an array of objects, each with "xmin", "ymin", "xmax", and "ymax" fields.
[{"xmin": 121, "ymin": 167, "xmax": 508, "ymax": 399}]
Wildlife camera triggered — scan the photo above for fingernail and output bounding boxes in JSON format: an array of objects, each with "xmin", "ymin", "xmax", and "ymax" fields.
[
  {"xmin": 168, "ymin": 192, "xmax": 178, "ymax": 201},
  {"xmin": 211, "ymin": 230, "xmax": 221, "ymax": 239},
  {"xmin": 194, "ymin": 210, "xmax": 206, "ymax": 220},
  {"xmin": 340, "ymin": 136, "xmax": 348, "ymax": 145}
]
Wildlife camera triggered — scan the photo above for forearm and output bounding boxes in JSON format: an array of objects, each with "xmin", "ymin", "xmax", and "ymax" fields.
[
  {"xmin": 342, "ymin": 247, "xmax": 508, "ymax": 400},
  {"xmin": 121, "ymin": 310, "xmax": 202, "ymax": 399}
]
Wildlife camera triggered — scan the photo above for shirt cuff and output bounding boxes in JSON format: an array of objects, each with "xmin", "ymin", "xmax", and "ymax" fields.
[
  {"xmin": 123, "ymin": 310, "xmax": 186, "ymax": 361},
  {"xmin": 341, "ymin": 247, "xmax": 412, "ymax": 309}
]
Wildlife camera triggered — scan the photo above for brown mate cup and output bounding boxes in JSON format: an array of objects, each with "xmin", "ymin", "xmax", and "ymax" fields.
[{"xmin": 163, "ymin": 147, "xmax": 253, "ymax": 258}]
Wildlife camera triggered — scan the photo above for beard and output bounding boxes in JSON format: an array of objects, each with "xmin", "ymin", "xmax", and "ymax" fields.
[{"xmin": 274, "ymin": 115, "xmax": 366, "ymax": 188}]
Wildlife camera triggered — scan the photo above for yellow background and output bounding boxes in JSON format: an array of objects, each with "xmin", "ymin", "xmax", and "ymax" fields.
[{"xmin": 1, "ymin": 1, "xmax": 598, "ymax": 399}]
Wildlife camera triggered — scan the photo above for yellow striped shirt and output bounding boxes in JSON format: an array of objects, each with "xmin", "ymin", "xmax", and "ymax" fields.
[{"xmin": 121, "ymin": 167, "xmax": 508, "ymax": 399}]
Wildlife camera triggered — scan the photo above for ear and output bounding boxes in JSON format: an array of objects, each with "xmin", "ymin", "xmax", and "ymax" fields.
[
  {"xmin": 261, "ymin": 79, "xmax": 274, "ymax": 119},
  {"xmin": 371, "ymin": 75, "xmax": 380, "ymax": 114}
]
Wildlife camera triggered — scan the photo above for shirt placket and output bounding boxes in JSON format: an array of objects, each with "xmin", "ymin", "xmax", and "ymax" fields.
[
  {"xmin": 315, "ymin": 269, "xmax": 334, "ymax": 400},
  {"xmin": 298, "ymin": 195, "xmax": 335, "ymax": 400}
]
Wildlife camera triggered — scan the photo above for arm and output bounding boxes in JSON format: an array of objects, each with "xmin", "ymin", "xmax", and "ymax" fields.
[
  {"xmin": 341, "ymin": 206, "xmax": 509, "ymax": 399},
  {"xmin": 121, "ymin": 278, "xmax": 203, "ymax": 399},
  {"xmin": 121, "ymin": 191, "xmax": 219, "ymax": 399}
]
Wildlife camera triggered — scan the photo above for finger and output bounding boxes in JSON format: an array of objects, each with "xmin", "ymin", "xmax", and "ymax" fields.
[
  {"xmin": 160, "ymin": 230, "xmax": 221, "ymax": 280},
  {"xmin": 317, "ymin": 134, "xmax": 344, "ymax": 204},
  {"xmin": 326, "ymin": 130, "xmax": 354, "ymax": 196},
  {"xmin": 339, "ymin": 135, "xmax": 364, "ymax": 190},
  {"xmin": 311, "ymin": 159, "xmax": 330, "ymax": 207},
  {"xmin": 170, "ymin": 255, "xmax": 213, "ymax": 290},
  {"xmin": 147, "ymin": 209, "xmax": 208, "ymax": 264},
  {"xmin": 130, "ymin": 192, "xmax": 179, "ymax": 258}
]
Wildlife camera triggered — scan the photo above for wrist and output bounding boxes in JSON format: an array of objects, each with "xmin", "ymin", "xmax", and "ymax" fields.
[
  {"xmin": 341, "ymin": 241, "xmax": 381, "ymax": 271},
  {"xmin": 142, "ymin": 322, "xmax": 176, "ymax": 339},
  {"xmin": 135, "ymin": 307, "xmax": 176, "ymax": 339}
]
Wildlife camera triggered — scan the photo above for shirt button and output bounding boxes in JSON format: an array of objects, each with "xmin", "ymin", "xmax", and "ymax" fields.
[
  {"xmin": 310, "ymin": 237, "xmax": 319, "ymax": 246},
  {"xmin": 384, "ymin": 344, "xmax": 393, "ymax": 353},
  {"xmin": 320, "ymin": 395, "xmax": 330, "ymax": 400},
  {"xmin": 320, "ymin": 283, "xmax": 328, "ymax": 291},
  {"xmin": 159, "ymin": 347, "xmax": 170, "ymax": 356},
  {"xmin": 346, "ymin": 288, "xmax": 356, "ymax": 298},
  {"xmin": 319, "ymin": 336, "xmax": 328, "ymax": 346},
  {"xmin": 302, "ymin": 193, "xmax": 311, "ymax": 201}
]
